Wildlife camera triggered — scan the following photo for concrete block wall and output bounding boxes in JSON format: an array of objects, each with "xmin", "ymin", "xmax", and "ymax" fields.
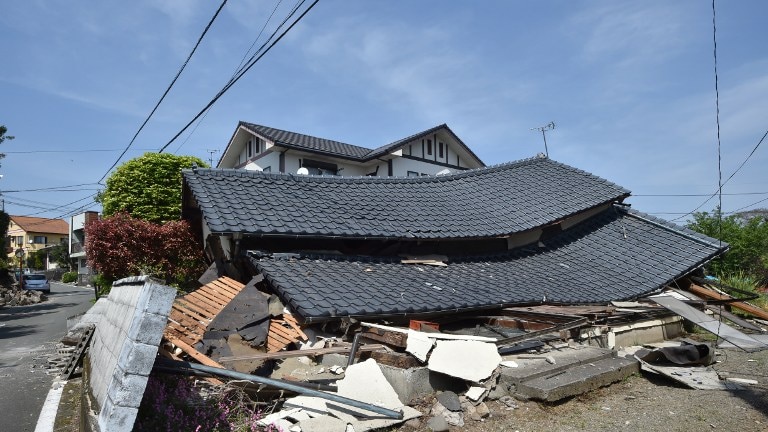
[{"xmin": 87, "ymin": 276, "xmax": 176, "ymax": 432}]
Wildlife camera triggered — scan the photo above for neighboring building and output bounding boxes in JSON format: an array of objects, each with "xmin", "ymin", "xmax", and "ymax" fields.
[
  {"xmin": 70, "ymin": 211, "xmax": 100, "ymax": 285},
  {"xmin": 217, "ymin": 122, "xmax": 486, "ymax": 177},
  {"xmin": 182, "ymin": 156, "xmax": 727, "ymax": 323},
  {"xmin": 6, "ymin": 215, "xmax": 69, "ymax": 269}
]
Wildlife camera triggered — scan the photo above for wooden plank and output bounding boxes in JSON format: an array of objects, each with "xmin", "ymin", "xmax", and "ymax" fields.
[
  {"xmin": 187, "ymin": 289, "xmax": 229, "ymax": 308},
  {"xmin": 166, "ymin": 336, "xmax": 225, "ymax": 368},
  {"xmin": 283, "ymin": 314, "xmax": 308, "ymax": 340},
  {"xmin": 175, "ymin": 298, "xmax": 217, "ymax": 319},
  {"xmin": 218, "ymin": 276, "xmax": 246, "ymax": 292},
  {"xmin": 219, "ymin": 344, "xmax": 387, "ymax": 363},
  {"xmin": 210, "ymin": 279, "xmax": 241, "ymax": 297},
  {"xmin": 172, "ymin": 303, "xmax": 210, "ymax": 324},
  {"xmin": 371, "ymin": 351, "xmax": 422, "ymax": 369},
  {"xmin": 360, "ymin": 328, "xmax": 408, "ymax": 348},
  {"xmin": 688, "ymin": 284, "xmax": 768, "ymax": 320},
  {"xmin": 181, "ymin": 293, "xmax": 222, "ymax": 314}
]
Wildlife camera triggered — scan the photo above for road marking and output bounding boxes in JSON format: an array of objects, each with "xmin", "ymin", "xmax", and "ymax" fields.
[{"xmin": 34, "ymin": 379, "xmax": 64, "ymax": 432}]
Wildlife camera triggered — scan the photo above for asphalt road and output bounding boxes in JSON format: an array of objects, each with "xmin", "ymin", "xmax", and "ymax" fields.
[{"xmin": 0, "ymin": 282, "xmax": 95, "ymax": 432}]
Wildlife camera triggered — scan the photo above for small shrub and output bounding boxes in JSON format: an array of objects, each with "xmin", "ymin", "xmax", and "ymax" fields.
[
  {"xmin": 718, "ymin": 271, "xmax": 768, "ymax": 310},
  {"xmin": 135, "ymin": 375, "xmax": 272, "ymax": 432},
  {"xmin": 61, "ymin": 272, "xmax": 78, "ymax": 284}
]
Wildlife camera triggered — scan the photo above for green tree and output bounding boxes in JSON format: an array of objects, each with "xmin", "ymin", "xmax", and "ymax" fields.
[
  {"xmin": 687, "ymin": 207, "xmax": 768, "ymax": 282},
  {"xmin": 48, "ymin": 243, "xmax": 73, "ymax": 270},
  {"xmin": 96, "ymin": 153, "xmax": 207, "ymax": 223},
  {"xmin": 0, "ymin": 124, "xmax": 13, "ymax": 166}
]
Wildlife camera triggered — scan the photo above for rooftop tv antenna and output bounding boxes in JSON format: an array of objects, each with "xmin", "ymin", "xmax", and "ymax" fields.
[
  {"xmin": 531, "ymin": 121, "xmax": 555, "ymax": 157},
  {"xmin": 206, "ymin": 149, "xmax": 219, "ymax": 167}
]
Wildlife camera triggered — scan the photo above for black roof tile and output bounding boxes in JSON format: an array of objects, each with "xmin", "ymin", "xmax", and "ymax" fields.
[
  {"xmin": 250, "ymin": 206, "xmax": 727, "ymax": 322},
  {"xmin": 239, "ymin": 122, "xmax": 484, "ymax": 165},
  {"xmin": 183, "ymin": 157, "xmax": 630, "ymax": 239}
]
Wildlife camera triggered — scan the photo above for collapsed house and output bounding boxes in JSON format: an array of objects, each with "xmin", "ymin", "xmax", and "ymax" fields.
[
  {"xmin": 55, "ymin": 155, "xmax": 768, "ymax": 432},
  {"xmin": 182, "ymin": 155, "xmax": 726, "ymax": 321}
]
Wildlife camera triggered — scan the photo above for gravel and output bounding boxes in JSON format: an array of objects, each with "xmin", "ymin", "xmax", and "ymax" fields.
[{"xmin": 401, "ymin": 347, "xmax": 768, "ymax": 432}]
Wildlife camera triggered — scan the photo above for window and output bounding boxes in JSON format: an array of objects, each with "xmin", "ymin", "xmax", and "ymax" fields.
[
  {"xmin": 427, "ymin": 139, "xmax": 433, "ymax": 155},
  {"xmin": 33, "ymin": 236, "xmax": 47, "ymax": 244},
  {"xmin": 438, "ymin": 142, "xmax": 444, "ymax": 158},
  {"xmin": 15, "ymin": 236, "xmax": 23, "ymax": 245},
  {"xmin": 247, "ymin": 140, "xmax": 253, "ymax": 158},
  {"xmin": 407, "ymin": 171, "xmax": 420, "ymax": 177}
]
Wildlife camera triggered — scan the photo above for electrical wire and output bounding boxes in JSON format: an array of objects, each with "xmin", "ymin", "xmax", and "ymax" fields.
[
  {"xmin": 172, "ymin": 0, "xmax": 286, "ymax": 154},
  {"xmin": 97, "ymin": 0, "xmax": 229, "ymax": 183},
  {"xmin": 158, "ymin": 0, "xmax": 320, "ymax": 153}
]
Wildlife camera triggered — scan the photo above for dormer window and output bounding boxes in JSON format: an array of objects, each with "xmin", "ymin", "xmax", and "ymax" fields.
[
  {"xmin": 427, "ymin": 139, "xmax": 433, "ymax": 156},
  {"xmin": 247, "ymin": 139, "xmax": 253, "ymax": 158},
  {"xmin": 438, "ymin": 141, "xmax": 444, "ymax": 158}
]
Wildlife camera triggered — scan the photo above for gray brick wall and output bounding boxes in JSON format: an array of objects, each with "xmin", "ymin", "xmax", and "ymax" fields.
[{"xmin": 86, "ymin": 276, "xmax": 176, "ymax": 432}]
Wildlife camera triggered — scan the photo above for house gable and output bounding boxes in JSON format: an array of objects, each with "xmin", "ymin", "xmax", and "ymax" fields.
[{"xmin": 216, "ymin": 122, "xmax": 485, "ymax": 175}]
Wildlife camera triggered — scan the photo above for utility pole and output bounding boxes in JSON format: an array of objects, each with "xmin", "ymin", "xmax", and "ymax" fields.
[
  {"xmin": 531, "ymin": 122, "xmax": 555, "ymax": 157},
  {"xmin": 206, "ymin": 149, "xmax": 219, "ymax": 167}
]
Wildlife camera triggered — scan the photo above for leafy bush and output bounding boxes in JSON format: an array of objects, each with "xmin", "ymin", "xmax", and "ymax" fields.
[
  {"xmin": 718, "ymin": 271, "xmax": 768, "ymax": 310},
  {"xmin": 85, "ymin": 212, "xmax": 206, "ymax": 291},
  {"xmin": 61, "ymin": 272, "xmax": 78, "ymax": 284},
  {"xmin": 687, "ymin": 208, "xmax": 768, "ymax": 284}
]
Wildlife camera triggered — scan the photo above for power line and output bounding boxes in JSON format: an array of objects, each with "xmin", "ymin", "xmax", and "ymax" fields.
[
  {"xmin": 172, "ymin": 0, "xmax": 285, "ymax": 154},
  {"xmin": 1, "ymin": 182, "xmax": 102, "ymax": 193},
  {"xmin": 633, "ymin": 191, "xmax": 768, "ymax": 197},
  {"xmin": 98, "ymin": 0, "xmax": 229, "ymax": 183},
  {"xmin": 158, "ymin": 0, "xmax": 320, "ymax": 153},
  {"xmin": 4, "ymin": 148, "xmax": 155, "ymax": 154}
]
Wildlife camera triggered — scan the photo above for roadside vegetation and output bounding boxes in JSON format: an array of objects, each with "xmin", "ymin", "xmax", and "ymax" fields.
[
  {"xmin": 86, "ymin": 153, "xmax": 208, "ymax": 293},
  {"xmin": 687, "ymin": 207, "xmax": 768, "ymax": 309}
]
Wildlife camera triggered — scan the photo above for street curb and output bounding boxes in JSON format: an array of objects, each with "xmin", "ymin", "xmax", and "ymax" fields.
[{"xmin": 34, "ymin": 379, "xmax": 64, "ymax": 432}]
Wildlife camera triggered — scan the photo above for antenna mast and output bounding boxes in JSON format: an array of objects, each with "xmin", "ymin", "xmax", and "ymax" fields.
[
  {"xmin": 531, "ymin": 122, "xmax": 555, "ymax": 157},
  {"xmin": 206, "ymin": 149, "xmax": 219, "ymax": 167}
]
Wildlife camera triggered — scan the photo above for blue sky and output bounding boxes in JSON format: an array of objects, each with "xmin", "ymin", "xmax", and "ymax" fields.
[{"xmin": 1, "ymin": 0, "xmax": 766, "ymax": 224}]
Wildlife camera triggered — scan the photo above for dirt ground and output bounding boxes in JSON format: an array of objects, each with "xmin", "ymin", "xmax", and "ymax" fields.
[{"xmin": 401, "ymin": 347, "xmax": 768, "ymax": 432}]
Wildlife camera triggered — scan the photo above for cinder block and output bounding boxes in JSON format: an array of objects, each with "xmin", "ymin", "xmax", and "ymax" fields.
[
  {"xmin": 136, "ymin": 282, "xmax": 177, "ymax": 315},
  {"xmin": 116, "ymin": 339, "xmax": 160, "ymax": 375},
  {"xmin": 128, "ymin": 313, "xmax": 170, "ymax": 345},
  {"xmin": 107, "ymin": 369, "xmax": 150, "ymax": 408},
  {"xmin": 99, "ymin": 398, "xmax": 139, "ymax": 432}
]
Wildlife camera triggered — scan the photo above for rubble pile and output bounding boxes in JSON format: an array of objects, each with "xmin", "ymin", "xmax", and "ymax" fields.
[{"xmin": 0, "ymin": 286, "xmax": 46, "ymax": 306}]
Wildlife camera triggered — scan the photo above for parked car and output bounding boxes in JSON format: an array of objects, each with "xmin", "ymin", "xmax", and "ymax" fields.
[{"xmin": 22, "ymin": 274, "xmax": 50, "ymax": 293}]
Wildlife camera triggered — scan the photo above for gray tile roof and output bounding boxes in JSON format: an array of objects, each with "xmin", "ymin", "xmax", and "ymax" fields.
[
  {"xmin": 250, "ymin": 207, "xmax": 727, "ymax": 322},
  {"xmin": 241, "ymin": 122, "xmax": 371, "ymax": 159},
  {"xmin": 183, "ymin": 156, "xmax": 631, "ymax": 240},
  {"xmin": 239, "ymin": 122, "xmax": 485, "ymax": 165}
]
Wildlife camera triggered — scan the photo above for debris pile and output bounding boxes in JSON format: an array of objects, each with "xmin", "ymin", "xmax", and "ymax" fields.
[{"xmin": 0, "ymin": 286, "xmax": 46, "ymax": 306}]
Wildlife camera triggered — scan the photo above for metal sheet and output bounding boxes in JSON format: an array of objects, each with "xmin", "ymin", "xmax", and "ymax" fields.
[{"xmin": 650, "ymin": 295, "xmax": 767, "ymax": 352}]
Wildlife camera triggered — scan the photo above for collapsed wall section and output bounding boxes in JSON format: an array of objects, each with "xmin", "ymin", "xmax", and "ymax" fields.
[{"xmin": 86, "ymin": 276, "xmax": 176, "ymax": 432}]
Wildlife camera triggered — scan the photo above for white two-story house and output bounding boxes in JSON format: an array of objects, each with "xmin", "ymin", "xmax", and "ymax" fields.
[{"xmin": 216, "ymin": 122, "xmax": 485, "ymax": 176}]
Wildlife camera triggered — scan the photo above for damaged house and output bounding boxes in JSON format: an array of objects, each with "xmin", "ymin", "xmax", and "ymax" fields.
[{"xmin": 181, "ymin": 155, "xmax": 726, "ymax": 323}]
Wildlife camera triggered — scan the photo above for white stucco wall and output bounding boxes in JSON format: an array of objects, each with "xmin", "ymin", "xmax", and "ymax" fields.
[
  {"xmin": 243, "ymin": 151, "xmax": 280, "ymax": 172},
  {"xmin": 392, "ymin": 157, "xmax": 461, "ymax": 177}
]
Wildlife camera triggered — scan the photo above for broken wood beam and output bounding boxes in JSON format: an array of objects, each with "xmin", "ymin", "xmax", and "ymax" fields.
[
  {"xmin": 218, "ymin": 344, "xmax": 387, "ymax": 363},
  {"xmin": 687, "ymin": 284, "xmax": 768, "ymax": 320},
  {"xmin": 371, "ymin": 350, "xmax": 422, "ymax": 369}
]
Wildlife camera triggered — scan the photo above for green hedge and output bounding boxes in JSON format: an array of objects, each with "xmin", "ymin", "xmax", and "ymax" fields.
[{"xmin": 61, "ymin": 272, "xmax": 78, "ymax": 284}]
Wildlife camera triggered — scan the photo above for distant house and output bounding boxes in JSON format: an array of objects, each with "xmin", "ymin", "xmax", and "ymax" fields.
[
  {"xmin": 182, "ymin": 156, "xmax": 727, "ymax": 323},
  {"xmin": 6, "ymin": 215, "xmax": 69, "ymax": 269},
  {"xmin": 216, "ymin": 122, "xmax": 485, "ymax": 177},
  {"xmin": 69, "ymin": 211, "xmax": 99, "ymax": 284}
]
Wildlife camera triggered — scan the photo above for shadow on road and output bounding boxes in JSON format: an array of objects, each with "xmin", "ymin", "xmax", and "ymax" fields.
[
  {"xmin": 0, "ymin": 323, "xmax": 38, "ymax": 340},
  {"xmin": 0, "ymin": 302, "xmax": 80, "ymax": 323}
]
